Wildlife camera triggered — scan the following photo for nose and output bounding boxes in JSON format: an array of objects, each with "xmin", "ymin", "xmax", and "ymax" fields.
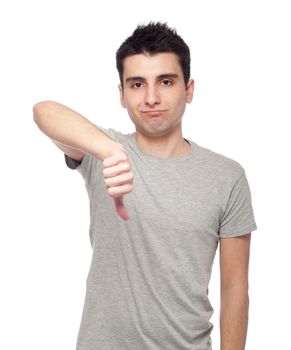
[{"xmin": 144, "ymin": 85, "xmax": 161, "ymax": 107}]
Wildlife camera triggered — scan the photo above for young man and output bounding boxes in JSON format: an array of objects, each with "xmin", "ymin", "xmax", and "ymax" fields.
[{"xmin": 33, "ymin": 22, "xmax": 257, "ymax": 350}]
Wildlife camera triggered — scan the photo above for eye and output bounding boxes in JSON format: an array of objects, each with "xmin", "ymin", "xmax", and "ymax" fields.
[
  {"xmin": 161, "ymin": 79, "xmax": 173, "ymax": 86},
  {"xmin": 131, "ymin": 82, "xmax": 143, "ymax": 89}
]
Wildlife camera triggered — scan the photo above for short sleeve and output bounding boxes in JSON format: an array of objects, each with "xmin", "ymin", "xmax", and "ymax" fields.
[
  {"xmin": 219, "ymin": 170, "xmax": 257, "ymax": 238},
  {"xmin": 64, "ymin": 152, "xmax": 95, "ymax": 186},
  {"xmin": 64, "ymin": 154, "xmax": 82, "ymax": 169}
]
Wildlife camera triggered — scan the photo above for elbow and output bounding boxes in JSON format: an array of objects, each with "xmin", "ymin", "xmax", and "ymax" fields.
[{"xmin": 33, "ymin": 100, "xmax": 53, "ymax": 124}]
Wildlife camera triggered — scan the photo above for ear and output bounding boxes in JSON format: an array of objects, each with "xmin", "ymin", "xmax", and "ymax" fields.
[
  {"xmin": 119, "ymin": 84, "xmax": 127, "ymax": 108},
  {"xmin": 186, "ymin": 79, "xmax": 195, "ymax": 103}
]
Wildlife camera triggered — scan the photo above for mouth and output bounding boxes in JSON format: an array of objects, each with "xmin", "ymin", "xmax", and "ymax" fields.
[{"xmin": 141, "ymin": 110, "xmax": 167, "ymax": 116}]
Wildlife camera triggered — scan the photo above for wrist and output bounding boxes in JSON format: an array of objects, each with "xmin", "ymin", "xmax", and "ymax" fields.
[{"xmin": 94, "ymin": 140, "xmax": 125, "ymax": 161}]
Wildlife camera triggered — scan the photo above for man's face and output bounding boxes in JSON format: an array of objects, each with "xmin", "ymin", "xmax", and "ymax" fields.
[{"xmin": 119, "ymin": 52, "xmax": 194, "ymax": 138}]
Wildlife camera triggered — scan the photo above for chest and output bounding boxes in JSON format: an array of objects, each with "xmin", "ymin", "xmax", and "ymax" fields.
[{"xmin": 124, "ymin": 162, "xmax": 222, "ymax": 240}]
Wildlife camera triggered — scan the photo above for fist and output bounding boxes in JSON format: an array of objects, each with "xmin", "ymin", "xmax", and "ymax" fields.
[{"xmin": 102, "ymin": 147, "xmax": 134, "ymax": 220}]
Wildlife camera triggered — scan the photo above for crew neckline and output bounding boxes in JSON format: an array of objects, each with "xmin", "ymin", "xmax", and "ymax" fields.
[{"xmin": 129, "ymin": 132, "xmax": 197, "ymax": 163}]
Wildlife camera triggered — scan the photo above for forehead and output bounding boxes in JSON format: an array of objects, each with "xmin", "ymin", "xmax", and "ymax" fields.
[{"xmin": 122, "ymin": 52, "xmax": 183, "ymax": 80}]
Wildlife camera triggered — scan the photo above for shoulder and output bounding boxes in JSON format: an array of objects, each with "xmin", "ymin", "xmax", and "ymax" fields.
[{"xmin": 190, "ymin": 140, "xmax": 245, "ymax": 184}]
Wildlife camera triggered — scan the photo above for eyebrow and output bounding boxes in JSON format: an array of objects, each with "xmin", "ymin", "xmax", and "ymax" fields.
[{"xmin": 125, "ymin": 73, "xmax": 179, "ymax": 83}]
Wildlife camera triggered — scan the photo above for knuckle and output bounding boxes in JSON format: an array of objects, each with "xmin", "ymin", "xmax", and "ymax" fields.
[
  {"xmin": 106, "ymin": 182, "xmax": 133, "ymax": 198},
  {"xmin": 125, "ymin": 184, "xmax": 133, "ymax": 193},
  {"xmin": 124, "ymin": 174, "xmax": 133, "ymax": 184},
  {"xmin": 123, "ymin": 162, "xmax": 130, "ymax": 171},
  {"xmin": 107, "ymin": 187, "xmax": 116, "ymax": 197}
]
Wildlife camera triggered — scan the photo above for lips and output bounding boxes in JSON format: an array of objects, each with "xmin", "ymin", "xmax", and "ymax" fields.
[{"xmin": 141, "ymin": 110, "xmax": 166, "ymax": 116}]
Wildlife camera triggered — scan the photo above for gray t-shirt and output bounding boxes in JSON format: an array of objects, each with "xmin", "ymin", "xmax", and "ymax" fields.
[{"xmin": 65, "ymin": 127, "xmax": 257, "ymax": 350}]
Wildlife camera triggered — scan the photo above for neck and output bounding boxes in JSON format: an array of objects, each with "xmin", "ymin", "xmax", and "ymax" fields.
[{"xmin": 135, "ymin": 127, "xmax": 191, "ymax": 159}]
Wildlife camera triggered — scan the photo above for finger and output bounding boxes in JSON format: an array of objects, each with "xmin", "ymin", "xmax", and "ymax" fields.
[
  {"xmin": 104, "ymin": 171, "xmax": 133, "ymax": 187},
  {"xmin": 107, "ymin": 183, "xmax": 133, "ymax": 198},
  {"xmin": 102, "ymin": 162, "xmax": 130, "ymax": 178},
  {"xmin": 114, "ymin": 197, "xmax": 129, "ymax": 221}
]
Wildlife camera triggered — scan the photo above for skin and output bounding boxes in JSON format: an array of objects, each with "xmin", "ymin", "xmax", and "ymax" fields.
[
  {"xmin": 118, "ymin": 52, "xmax": 195, "ymax": 158},
  {"xmin": 34, "ymin": 50, "xmax": 251, "ymax": 348},
  {"xmin": 103, "ymin": 148, "xmax": 133, "ymax": 220},
  {"xmin": 219, "ymin": 233, "xmax": 251, "ymax": 350},
  {"xmin": 114, "ymin": 52, "xmax": 251, "ymax": 349},
  {"xmin": 103, "ymin": 52, "xmax": 195, "ymax": 219}
]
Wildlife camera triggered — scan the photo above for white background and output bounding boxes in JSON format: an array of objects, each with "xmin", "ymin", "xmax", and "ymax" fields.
[{"xmin": 1, "ymin": 0, "xmax": 290, "ymax": 349}]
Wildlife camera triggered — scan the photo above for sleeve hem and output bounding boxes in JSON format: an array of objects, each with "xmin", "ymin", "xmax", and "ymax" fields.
[
  {"xmin": 219, "ymin": 224, "xmax": 257, "ymax": 238},
  {"xmin": 64, "ymin": 153, "xmax": 83, "ymax": 169}
]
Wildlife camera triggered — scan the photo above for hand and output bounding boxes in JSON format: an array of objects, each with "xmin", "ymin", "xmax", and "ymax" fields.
[{"xmin": 102, "ymin": 146, "xmax": 133, "ymax": 220}]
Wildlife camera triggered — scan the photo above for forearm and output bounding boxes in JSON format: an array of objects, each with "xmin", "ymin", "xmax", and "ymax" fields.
[
  {"xmin": 220, "ymin": 286, "xmax": 249, "ymax": 350},
  {"xmin": 33, "ymin": 100, "xmax": 122, "ymax": 160}
]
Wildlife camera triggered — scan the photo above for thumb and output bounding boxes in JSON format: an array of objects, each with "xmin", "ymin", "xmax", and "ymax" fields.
[{"xmin": 114, "ymin": 196, "xmax": 129, "ymax": 221}]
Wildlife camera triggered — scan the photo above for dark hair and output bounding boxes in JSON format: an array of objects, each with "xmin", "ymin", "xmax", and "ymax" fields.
[{"xmin": 116, "ymin": 22, "xmax": 191, "ymax": 88}]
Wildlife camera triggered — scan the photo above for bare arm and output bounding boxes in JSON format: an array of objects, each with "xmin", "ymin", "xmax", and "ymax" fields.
[
  {"xmin": 33, "ymin": 100, "xmax": 133, "ymax": 220},
  {"xmin": 33, "ymin": 100, "xmax": 123, "ymax": 161},
  {"xmin": 219, "ymin": 233, "xmax": 251, "ymax": 350}
]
